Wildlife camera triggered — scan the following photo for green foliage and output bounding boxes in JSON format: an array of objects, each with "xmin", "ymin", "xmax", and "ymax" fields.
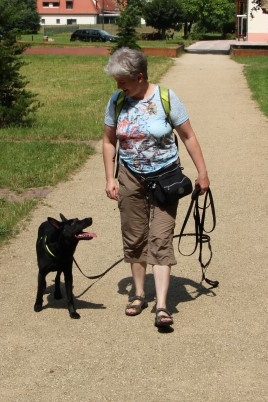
[
  {"xmin": 0, "ymin": 0, "xmax": 41, "ymax": 127},
  {"xmin": 112, "ymin": 1, "xmax": 141, "ymax": 51},
  {"xmin": 192, "ymin": 0, "xmax": 236, "ymax": 36},
  {"xmin": 142, "ymin": 0, "xmax": 184, "ymax": 37},
  {"xmin": 180, "ymin": 0, "xmax": 201, "ymax": 36},
  {"xmin": 0, "ymin": 0, "xmax": 40, "ymax": 36},
  {"xmin": 0, "ymin": 43, "xmax": 40, "ymax": 127}
]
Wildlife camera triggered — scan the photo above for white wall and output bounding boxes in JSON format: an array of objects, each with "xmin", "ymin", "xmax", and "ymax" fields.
[
  {"xmin": 40, "ymin": 15, "xmax": 97, "ymax": 26},
  {"xmin": 248, "ymin": 0, "xmax": 268, "ymax": 41}
]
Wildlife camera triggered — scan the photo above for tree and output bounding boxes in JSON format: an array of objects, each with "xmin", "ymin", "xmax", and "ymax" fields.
[
  {"xmin": 0, "ymin": 0, "xmax": 40, "ymax": 36},
  {"xmin": 112, "ymin": 0, "xmax": 142, "ymax": 51},
  {"xmin": 142, "ymin": 0, "xmax": 184, "ymax": 38},
  {"xmin": 180, "ymin": 0, "xmax": 200, "ymax": 37},
  {"xmin": 0, "ymin": 0, "xmax": 40, "ymax": 127},
  {"xmin": 184, "ymin": 0, "xmax": 236, "ymax": 37}
]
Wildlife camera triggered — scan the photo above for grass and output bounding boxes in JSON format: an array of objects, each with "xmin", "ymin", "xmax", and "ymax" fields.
[
  {"xmin": 233, "ymin": 57, "xmax": 268, "ymax": 118},
  {"xmin": 19, "ymin": 27, "xmax": 193, "ymax": 48},
  {"xmin": 0, "ymin": 55, "xmax": 174, "ymax": 142},
  {"xmin": 0, "ymin": 199, "xmax": 38, "ymax": 244},
  {"xmin": 0, "ymin": 141, "xmax": 94, "ymax": 191},
  {"xmin": 0, "ymin": 54, "xmax": 174, "ymax": 245}
]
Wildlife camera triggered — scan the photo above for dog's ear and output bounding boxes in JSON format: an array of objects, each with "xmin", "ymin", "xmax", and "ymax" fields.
[
  {"xmin": 60, "ymin": 213, "xmax": 68, "ymax": 222},
  {"xmin": 47, "ymin": 217, "xmax": 61, "ymax": 229}
]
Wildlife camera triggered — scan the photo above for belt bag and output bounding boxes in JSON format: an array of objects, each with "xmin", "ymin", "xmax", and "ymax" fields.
[{"xmin": 148, "ymin": 164, "xmax": 193, "ymax": 205}]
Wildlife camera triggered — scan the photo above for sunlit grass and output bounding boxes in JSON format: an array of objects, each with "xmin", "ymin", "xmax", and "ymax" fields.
[
  {"xmin": 0, "ymin": 141, "xmax": 94, "ymax": 191},
  {"xmin": 0, "ymin": 55, "xmax": 174, "ymax": 141},
  {"xmin": 234, "ymin": 56, "xmax": 268, "ymax": 118},
  {"xmin": 0, "ymin": 199, "xmax": 38, "ymax": 246}
]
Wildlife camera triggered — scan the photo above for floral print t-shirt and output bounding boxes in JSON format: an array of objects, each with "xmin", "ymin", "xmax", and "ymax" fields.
[{"xmin": 104, "ymin": 85, "xmax": 189, "ymax": 175}]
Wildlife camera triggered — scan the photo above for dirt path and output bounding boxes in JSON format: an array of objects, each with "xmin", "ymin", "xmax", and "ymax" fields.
[{"xmin": 1, "ymin": 54, "xmax": 267, "ymax": 402}]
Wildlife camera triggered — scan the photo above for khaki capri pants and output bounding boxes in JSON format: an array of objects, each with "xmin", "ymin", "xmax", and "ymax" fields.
[{"xmin": 118, "ymin": 165, "xmax": 178, "ymax": 266}]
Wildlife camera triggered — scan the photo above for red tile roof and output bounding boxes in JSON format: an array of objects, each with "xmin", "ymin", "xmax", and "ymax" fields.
[
  {"xmin": 37, "ymin": 0, "xmax": 99, "ymax": 15},
  {"xmin": 37, "ymin": 0, "xmax": 119, "ymax": 15}
]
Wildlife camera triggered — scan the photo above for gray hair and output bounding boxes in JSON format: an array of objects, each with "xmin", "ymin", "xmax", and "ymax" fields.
[{"xmin": 104, "ymin": 47, "xmax": 148, "ymax": 80}]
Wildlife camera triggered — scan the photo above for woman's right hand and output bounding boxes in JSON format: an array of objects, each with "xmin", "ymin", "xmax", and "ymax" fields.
[{"xmin": 105, "ymin": 178, "xmax": 119, "ymax": 201}]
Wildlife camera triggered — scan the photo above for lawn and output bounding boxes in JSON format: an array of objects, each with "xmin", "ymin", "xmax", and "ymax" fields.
[{"xmin": 233, "ymin": 56, "xmax": 268, "ymax": 118}]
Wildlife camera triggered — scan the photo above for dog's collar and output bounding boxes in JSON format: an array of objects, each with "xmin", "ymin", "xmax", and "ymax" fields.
[{"xmin": 42, "ymin": 235, "xmax": 57, "ymax": 258}]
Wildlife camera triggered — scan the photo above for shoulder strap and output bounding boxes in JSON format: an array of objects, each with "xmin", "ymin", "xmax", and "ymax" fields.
[
  {"xmin": 159, "ymin": 86, "xmax": 170, "ymax": 117},
  {"xmin": 113, "ymin": 91, "xmax": 125, "ymax": 178},
  {"xmin": 159, "ymin": 86, "xmax": 178, "ymax": 148},
  {"xmin": 159, "ymin": 86, "xmax": 173, "ymax": 128},
  {"xmin": 114, "ymin": 90, "xmax": 125, "ymax": 121}
]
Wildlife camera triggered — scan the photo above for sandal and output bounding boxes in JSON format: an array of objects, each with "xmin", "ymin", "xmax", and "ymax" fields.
[
  {"xmin": 125, "ymin": 296, "xmax": 148, "ymax": 316},
  {"xmin": 155, "ymin": 308, "xmax": 173, "ymax": 327}
]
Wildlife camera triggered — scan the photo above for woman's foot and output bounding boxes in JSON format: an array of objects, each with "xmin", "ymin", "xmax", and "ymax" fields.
[
  {"xmin": 125, "ymin": 295, "xmax": 148, "ymax": 316},
  {"xmin": 155, "ymin": 308, "xmax": 173, "ymax": 327}
]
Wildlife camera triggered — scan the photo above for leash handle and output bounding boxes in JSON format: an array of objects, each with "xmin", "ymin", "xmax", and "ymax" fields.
[{"xmin": 175, "ymin": 187, "xmax": 219, "ymax": 288}]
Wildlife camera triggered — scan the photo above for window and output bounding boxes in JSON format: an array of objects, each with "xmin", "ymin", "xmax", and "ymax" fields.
[
  {"xmin": 67, "ymin": 19, "xmax": 77, "ymax": 25},
  {"xmin": 56, "ymin": 19, "xmax": 60, "ymax": 24},
  {"xmin": 42, "ymin": 2, "xmax": 59, "ymax": 7},
  {"xmin": 66, "ymin": 1, "xmax": 73, "ymax": 9},
  {"xmin": 41, "ymin": 18, "xmax": 45, "ymax": 24}
]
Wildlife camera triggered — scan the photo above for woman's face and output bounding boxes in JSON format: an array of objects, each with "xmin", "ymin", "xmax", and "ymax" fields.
[{"xmin": 114, "ymin": 73, "xmax": 145, "ymax": 99}]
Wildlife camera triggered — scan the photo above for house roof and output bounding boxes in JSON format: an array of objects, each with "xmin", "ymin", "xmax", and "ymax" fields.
[
  {"xmin": 37, "ymin": 0, "xmax": 119, "ymax": 15},
  {"xmin": 37, "ymin": 0, "xmax": 98, "ymax": 15},
  {"xmin": 102, "ymin": 0, "xmax": 118, "ymax": 13}
]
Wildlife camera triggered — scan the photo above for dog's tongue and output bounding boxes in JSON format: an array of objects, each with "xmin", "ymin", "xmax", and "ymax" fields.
[{"xmin": 76, "ymin": 232, "xmax": 97, "ymax": 239}]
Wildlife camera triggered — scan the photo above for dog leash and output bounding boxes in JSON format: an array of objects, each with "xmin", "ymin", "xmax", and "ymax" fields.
[
  {"xmin": 74, "ymin": 187, "xmax": 218, "ymax": 287},
  {"xmin": 173, "ymin": 186, "xmax": 219, "ymax": 288},
  {"xmin": 73, "ymin": 256, "xmax": 124, "ymax": 280}
]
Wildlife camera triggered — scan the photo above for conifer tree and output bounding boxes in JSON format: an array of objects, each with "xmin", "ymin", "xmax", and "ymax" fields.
[{"xmin": 0, "ymin": 0, "xmax": 40, "ymax": 127}]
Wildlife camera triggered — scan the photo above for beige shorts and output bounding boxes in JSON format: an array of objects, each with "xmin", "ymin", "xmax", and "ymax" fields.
[{"xmin": 118, "ymin": 165, "xmax": 178, "ymax": 266}]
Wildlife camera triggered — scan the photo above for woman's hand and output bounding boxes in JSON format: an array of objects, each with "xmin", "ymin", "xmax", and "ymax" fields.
[
  {"xmin": 195, "ymin": 172, "xmax": 210, "ymax": 195},
  {"xmin": 105, "ymin": 178, "xmax": 119, "ymax": 200}
]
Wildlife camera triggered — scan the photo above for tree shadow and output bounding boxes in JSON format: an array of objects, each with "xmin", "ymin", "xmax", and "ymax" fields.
[{"xmin": 117, "ymin": 273, "xmax": 217, "ymax": 315}]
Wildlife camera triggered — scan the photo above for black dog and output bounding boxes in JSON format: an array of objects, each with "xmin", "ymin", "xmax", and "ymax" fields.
[{"xmin": 34, "ymin": 213, "xmax": 96, "ymax": 319}]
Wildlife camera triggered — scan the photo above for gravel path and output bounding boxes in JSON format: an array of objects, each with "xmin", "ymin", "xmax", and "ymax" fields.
[{"xmin": 1, "ymin": 53, "xmax": 267, "ymax": 402}]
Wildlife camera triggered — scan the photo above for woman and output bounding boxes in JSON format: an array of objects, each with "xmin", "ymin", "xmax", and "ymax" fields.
[{"xmin": 102, "ymin": 47, "xmax": 210, "ymax": 328}]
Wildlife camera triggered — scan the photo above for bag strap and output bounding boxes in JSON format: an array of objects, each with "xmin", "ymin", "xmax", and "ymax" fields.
[
  {"xmin": 114, "ymin": 90, "xmax": 125, "ymax": 121},
  {"xmin": 113, "ymin": 91, "xmax": 124, "ymax": 178},
  {"xmin": 174, "ymin": 186, "xmax": 219, "ymax": 288}
]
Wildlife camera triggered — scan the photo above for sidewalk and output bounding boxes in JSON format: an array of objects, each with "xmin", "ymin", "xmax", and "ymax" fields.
[{"xmin": 0, "ymin": 53, "xmax": 268, "ymax": 401}]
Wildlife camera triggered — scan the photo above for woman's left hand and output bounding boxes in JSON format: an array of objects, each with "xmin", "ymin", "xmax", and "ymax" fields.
[{"xmin": 195, "ymin": 173, "xmax": 210, "ymax": 195}]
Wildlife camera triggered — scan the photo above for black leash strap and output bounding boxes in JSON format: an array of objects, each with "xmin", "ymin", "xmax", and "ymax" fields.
[
  {"xmin": 73, "ymin": 256, "xmax": 124, "ymax": 280},
  {"xmin": 174, "ymin": 186, "xmax": 219, "ymax": 288}
]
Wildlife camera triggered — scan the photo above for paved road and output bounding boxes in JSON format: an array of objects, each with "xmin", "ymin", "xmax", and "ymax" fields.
[{"xmin": 1, "ymin": 52, "xmax": 268, "ymax": 401}]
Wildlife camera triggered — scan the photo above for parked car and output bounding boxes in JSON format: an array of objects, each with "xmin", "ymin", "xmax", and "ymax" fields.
[{"xmin": 70, "ymin": 29, "xmax": 118, "ymax": 43}]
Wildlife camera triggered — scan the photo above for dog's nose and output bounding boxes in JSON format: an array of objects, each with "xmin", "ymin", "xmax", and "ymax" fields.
[{"xmin": 86, "ymin": 217, "xmax": 93, "ymax": 226}]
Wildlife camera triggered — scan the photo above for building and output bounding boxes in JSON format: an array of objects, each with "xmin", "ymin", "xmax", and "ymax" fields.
[
  {"xmin": 37, "ymin": 0, "xmax": 119, "ymax": 26},
  {"xmin": 236, "ymin": 0, "xmax": 268, "ymax": 41}
]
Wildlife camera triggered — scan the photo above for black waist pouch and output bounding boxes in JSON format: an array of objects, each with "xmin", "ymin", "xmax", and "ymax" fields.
[{"xmin": 148, "ymin": 164, "xmax": 193, "ymax": 205}]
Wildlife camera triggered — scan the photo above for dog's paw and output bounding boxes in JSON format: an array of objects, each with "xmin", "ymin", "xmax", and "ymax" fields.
[
  {"xmin": 34, "ymin": 304, "xmax": 43, "ymax": 312},
  {"xmin": 69, "ymin": 312, "xmax": 81, "ymax": 319}
]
